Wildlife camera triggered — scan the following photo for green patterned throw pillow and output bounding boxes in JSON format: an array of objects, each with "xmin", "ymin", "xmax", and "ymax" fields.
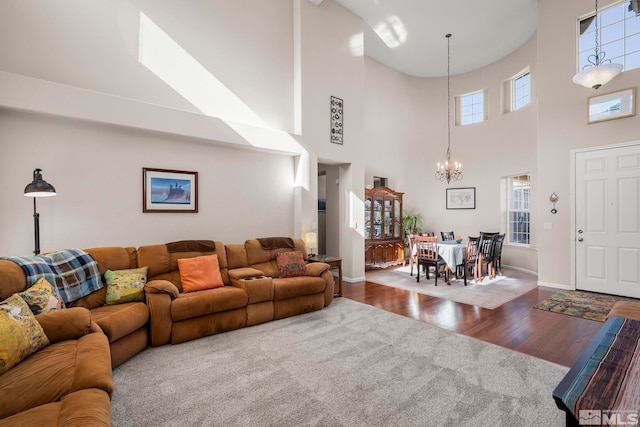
[
  {"xmin": 0, "ymin": 294, "xmax": 50, "ymax": 375},
  {"xmin": 104, "ymin": 267, "xmax": 148, "ymax": 305}
]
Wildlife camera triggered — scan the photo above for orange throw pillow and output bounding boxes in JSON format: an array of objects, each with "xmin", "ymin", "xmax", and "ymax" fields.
[{"xmin": 177, "ymin": 254, "xmax": 224, "ymax": 293}]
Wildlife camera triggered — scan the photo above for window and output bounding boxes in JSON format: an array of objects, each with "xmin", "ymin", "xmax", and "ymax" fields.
[
  {"xmin": 512, "ymin": 71, "xmax": 531, "ymax": 110},
  {"xmin": 501, "ymin": 68, "xmax": 531, "ymax": 114},
  {"xmin": 459, "ymin": 91, "xmax": 485, "ymax": 125},
  {"xmin": 507, "ymin": 174, "xmax": 530, "ymax": 246},
  {"xmin": 578, "ymin": 1, "xmax": 640, "ymax": 72}
]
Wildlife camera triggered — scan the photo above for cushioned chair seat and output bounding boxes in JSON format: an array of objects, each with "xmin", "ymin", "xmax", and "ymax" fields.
[
  {"xmin": 272, "ymin": 276, "xmax": 326, "ymax": 301},
  {"xmin": 170, "ymin": 286, "xmax": 248, "ymax": 322},
  {"xmin": 0, "ymin": 389, "xmax": 111, "ymax": 427},
  {"xmin": 0, "ymin": 333, "xmax": 112, "ymax": 420},
  {"xmin": 91, "ymin": 302, "xmax": 149, "ymax": 343}
]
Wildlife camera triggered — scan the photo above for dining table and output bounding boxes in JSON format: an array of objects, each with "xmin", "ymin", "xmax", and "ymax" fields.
[
  {"xmin": 410, "ymin": 238, "xmax": 466, "ymax": 282},
  {"xmin": 438, "ymin": 240, "xmax": 467, "ymax": 271}
]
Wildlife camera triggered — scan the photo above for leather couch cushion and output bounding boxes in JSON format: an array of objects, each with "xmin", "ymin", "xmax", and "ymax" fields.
[
  {"xmin": 170, "ymin": 287, "xmax": 248, "ymax": 321},
  {"xmin": 225, "ymin": 244, "xmax": 248, "ymax": 269},
  {"xmin": 273, "ymin": 277, "xmax": 326, "ymax": 301},
  {"xmin": 245, "ymin": 238, "xmax": 307, "ymax": 265},
  {"xmin": 85, "ymin": 247, "xmax": 137, "ymax": 276},
  {"xmin": 249, "ymin": 261, "xmax": 279, "ymax": 278},
  {"xmin": 138, "ymin": 241, "xmax": 230, "ymax": 288},
  {"xmin": 91, "ymin": 302, "xmax": 149, "ymax": 343},
  {"xmin": 36, "ymin": 308, "xmax": 92, "ymax": 344},
  {"xmin": 0, "ymin": 332, "xmax": 112, "ymax": 419},
  {"xmin": 0, "ymin": 388, "xmax": 111, "ymax": 427},
  {"xmin": 0, "ymin": 260, "xmax": 29, "ymax": 301}
]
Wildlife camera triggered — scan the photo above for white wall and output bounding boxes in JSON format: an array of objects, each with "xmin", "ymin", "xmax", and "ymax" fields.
[
  {"xmin": 0, "ymin": 110, "xmax": 295, "ymax": 255},
  {"xmin": 297, "ymin": 0, "xmax": 366, "ymax": 280},
  {"xmin": 364, "ymin": 35, "xmax": 539, "ymax": 272},
  {"xmin": 0, "ymin": 0, "xmax": 294, "ymax": 131},
  {"xmin": 537, "ymin": 0, "xmax": 640, "ymax": 287}
]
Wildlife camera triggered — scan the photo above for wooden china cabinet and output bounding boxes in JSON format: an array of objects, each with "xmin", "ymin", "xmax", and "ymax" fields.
[{"xmin": 364, "ymin": 186, "xmax": 404, "ymax": 269}]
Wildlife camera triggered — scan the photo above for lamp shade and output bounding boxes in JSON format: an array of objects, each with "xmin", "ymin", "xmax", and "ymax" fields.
[
  {"xmin": 304, "ymin": 232, "xmax": 317, "ymax": 248},
  {"xmin": 24, "ymin": 168, "xmax": 56, "ymax": 197},
  {"xmin": 573, "ymin": 62, "xmax": 623, "ymax": 90}
]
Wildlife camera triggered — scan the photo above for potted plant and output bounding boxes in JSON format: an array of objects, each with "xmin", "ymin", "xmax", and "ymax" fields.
[{"xmin": 402, "ymin": 211, "xmax": 425, "ymax": 237}]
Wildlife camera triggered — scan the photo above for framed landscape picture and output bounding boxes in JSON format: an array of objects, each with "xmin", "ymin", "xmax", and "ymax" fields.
[
  {"xmin": 588, "ymin": 87, "xmax": 636, "ymax": 124},
  {"xmin": 143, "ymin": 168, "xmax": 198, "ymax": 213},
  {"xmin": 446, "ymin": 187, "xmax": 476, "ymax": 210}
]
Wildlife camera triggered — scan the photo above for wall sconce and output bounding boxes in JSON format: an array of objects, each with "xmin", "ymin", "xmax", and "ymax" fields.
[
  {"xmin": 549, "ymin": 192, "xmax": 559, "ymax": 214},
  {"xmin": 304, "ymin": 232, "xmax": 317, "ymax": 257}
]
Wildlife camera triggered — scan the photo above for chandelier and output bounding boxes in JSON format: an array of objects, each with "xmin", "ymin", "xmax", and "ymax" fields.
[
  {"xmin": 435, "ymin": 33, "xmax": 462, "ymax": 184},
  {"xmin": 573, "ymin": 0, "xmax": 623, "ymax": 89}
]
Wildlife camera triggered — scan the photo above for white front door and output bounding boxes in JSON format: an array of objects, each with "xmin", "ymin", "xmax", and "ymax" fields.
[{"xmin": 575, "ymin": 143, "xmax": 640, "ymax": 298}]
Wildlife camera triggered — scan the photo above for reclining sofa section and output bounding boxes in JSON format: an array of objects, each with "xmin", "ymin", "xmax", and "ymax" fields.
[{"xmin": 141, "ymin": 238, "xmax": 334, "ymax": 346}]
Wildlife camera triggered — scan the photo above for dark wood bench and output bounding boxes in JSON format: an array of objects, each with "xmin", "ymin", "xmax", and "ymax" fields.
[{"xmin": 553, "ymin": 315, "xmax": 640, "ymax": 426}]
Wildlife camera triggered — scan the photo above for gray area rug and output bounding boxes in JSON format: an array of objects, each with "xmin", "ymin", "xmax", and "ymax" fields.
[
  {"xmin": 111, "ymin": 298, "xmax": 567, "ymax": 426},
  {"xmin": 366, "ymin": 266, "xmax": 537, "ymax": 309}
]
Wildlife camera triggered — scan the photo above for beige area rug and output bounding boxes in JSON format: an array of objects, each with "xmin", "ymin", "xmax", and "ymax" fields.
[
  {"xmin": 366, "ymin": 265, "xmax": 537, "ymax": 309},
  {"xmin": 112, "ymin": 298, "xmax": 567, "ymax": 426}
]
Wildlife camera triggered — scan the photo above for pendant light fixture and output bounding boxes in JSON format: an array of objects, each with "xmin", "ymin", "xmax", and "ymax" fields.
[
  {"xmin": 435, "ymin": 33, "xmax": 462, "ymax": 184},
  {"xmin": 573, "ymin": 0, "xmax": 623, "ymax": 89}
]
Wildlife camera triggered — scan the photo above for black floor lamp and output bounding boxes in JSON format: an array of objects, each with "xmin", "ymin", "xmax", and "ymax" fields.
[{"xmin": 24, "ymin": 168, "xmax": 56, "ymax": 255}]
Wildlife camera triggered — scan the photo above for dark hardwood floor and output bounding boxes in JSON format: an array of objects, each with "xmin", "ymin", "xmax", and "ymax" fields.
[{"xmin": 342, "ymin": 267, "xmax": 603, "ymax": 367}]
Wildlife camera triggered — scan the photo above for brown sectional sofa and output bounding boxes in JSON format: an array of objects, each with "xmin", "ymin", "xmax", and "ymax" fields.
[
  {"xmin": 0, "ymin": 238, "xmax": 334, "ymax": 425},
  {"xmin": 0, "ymin": 308, "xmax": 113, "ymax": 426},
  {"xmin": 0, "ymin": 247, "xmax": 149, "ymax": 370}
]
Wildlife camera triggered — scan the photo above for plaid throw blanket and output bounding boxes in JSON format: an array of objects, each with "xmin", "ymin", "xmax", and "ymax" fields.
[{"xmin": 6, "ymin": 249, "xmax": 103, "ymax": 304}]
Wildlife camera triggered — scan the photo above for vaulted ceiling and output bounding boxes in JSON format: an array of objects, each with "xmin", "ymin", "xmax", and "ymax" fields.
[{"xmin": 331, "ymin": 0, "xmax": 538, "ymax": 77}]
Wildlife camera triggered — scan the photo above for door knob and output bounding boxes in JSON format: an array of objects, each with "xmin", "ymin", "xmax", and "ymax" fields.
[
  {"xmin": 577, "ymin": 237, "xmax": 584, "ymax": 242},
  {"xmin": 578, "ymin": 229, "xmax": 584, "ymax": 234}
]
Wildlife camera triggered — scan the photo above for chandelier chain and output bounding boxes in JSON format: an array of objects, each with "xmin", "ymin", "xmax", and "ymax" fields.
[
  {"xmin": 447, "ymin": 33, "xmax": 451, "ymax": 155},
  {"xmin": 435, "ymin": 33, "xmax": 462, "ymax": 184},
  {"xmin": 594, "ymin": 0, "xmax": 600, "ymax": 58}
]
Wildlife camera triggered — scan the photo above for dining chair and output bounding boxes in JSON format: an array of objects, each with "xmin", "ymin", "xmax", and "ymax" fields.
[
  {"xmin": 492, "ymin": 234, "xmax": 506, "ymax": 275},
  {"xmin": 415, "ymin": 236, "xmax": 448, "ymax": 285},
  {"xmin": 462, "ymin": 236, "xmax": 481, "ymax": 285},
  {"xmin": 479, "ymin": 231, "xmax": 498, "ymax": 239},
  {"xmin": 441, "ymin": 231, "xmax": 455, "ymax": 241},
  {"xmin": 477, "ymin": 234, "xmax": 499, "ymax": 281}
]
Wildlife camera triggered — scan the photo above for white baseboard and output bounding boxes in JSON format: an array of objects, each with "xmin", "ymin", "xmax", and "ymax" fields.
[
  {"xmin": 502, "ymin": 264, "xmax": 538, "ymax": 276},
  {"xmin": 538, "ymin": 281, "xmax": 573, "ymax": 290},
  {"xmin": 343, "ymin": 276, "xmax": 366, "ymax": 283}
]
